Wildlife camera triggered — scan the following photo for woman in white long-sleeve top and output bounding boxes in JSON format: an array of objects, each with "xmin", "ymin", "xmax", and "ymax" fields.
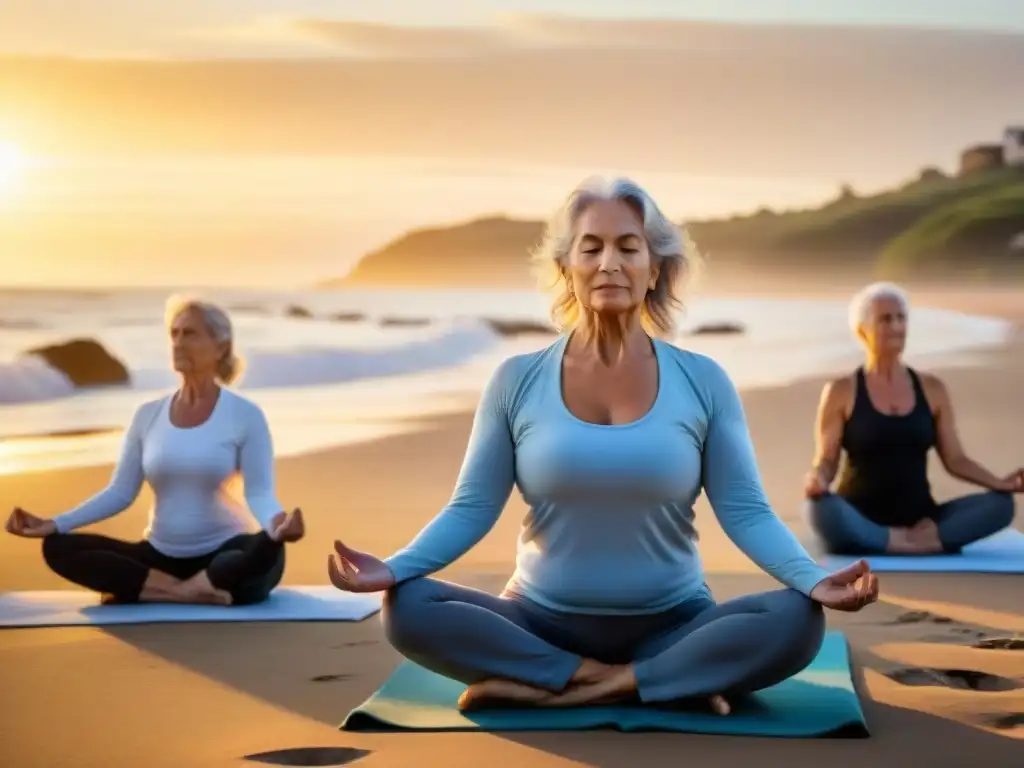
[{"xmin": 4, "ymin": 296, "xmax": 304, "ymax": 605}]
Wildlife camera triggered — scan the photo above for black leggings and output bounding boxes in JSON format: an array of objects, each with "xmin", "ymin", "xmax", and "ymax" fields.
[{"xmin": 41, "ymin": 531, "xmax": 285, "ymax": 605}]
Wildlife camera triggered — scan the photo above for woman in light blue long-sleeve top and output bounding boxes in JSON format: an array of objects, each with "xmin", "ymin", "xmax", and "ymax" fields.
[{"xmin": 326, "ymin": 176, "xmax": 880, "ymax": 713}]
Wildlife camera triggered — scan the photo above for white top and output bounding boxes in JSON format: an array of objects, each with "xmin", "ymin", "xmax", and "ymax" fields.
[{"xmin": 54, "ymin": 389, "xmax": 283, "ymax": 558}]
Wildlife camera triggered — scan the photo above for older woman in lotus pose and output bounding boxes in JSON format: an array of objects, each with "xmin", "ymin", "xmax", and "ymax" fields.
[
  {"xmin": 326, "ymin": 177, "xmax": 878, "ymax": 714},
  {"xmin": 804, "ymin": 282, "xmax": 1019, "ymax": 556},
  {"xmin": 5, "ymin": 296, "xmax": 304, "ymax": 605}
]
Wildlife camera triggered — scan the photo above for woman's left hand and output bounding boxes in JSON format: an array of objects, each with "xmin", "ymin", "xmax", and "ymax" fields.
[
  {"xmin": 809, "ymin": 559, "xmax": 879, "ymax": 612},
  {"xmin": 269, "ymin": 507, "xmax": 305, "ymax": 543},
  {"xmin": 999, "ymin": 468, "xmax": 1024, "ymax": 493}
]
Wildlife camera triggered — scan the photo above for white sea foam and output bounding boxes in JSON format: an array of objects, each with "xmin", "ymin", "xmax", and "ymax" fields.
[{"xmin": 0, "ymin": 288, "xmax": 1013, "ymax": 475}]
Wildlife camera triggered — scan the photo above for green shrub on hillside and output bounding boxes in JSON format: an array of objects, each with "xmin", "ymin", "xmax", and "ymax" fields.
[
  {"xmin": 690, "ymin": 168, "xmax": 1023, "ymax": 261},
  {"xmin": 878, "ymin": 182, "xmax": 1024, "ymax": 274}
]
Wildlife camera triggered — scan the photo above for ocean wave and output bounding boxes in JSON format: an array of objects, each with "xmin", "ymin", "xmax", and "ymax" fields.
[
  {"xmin": 0, "ymin": 320, "xmax": 505, "ymax": 406},
  {"xmin": 0, "ymin": 357, "xmax": 77, "ymax": 405}
]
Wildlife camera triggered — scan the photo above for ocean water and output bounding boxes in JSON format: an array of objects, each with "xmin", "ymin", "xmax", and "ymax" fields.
[{"xmin": 0, "ymin": 287, "xmax": 1013, "ymax": 475}]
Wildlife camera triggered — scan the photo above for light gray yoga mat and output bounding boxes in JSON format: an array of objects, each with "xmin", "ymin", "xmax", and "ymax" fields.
[
  {"xmin": 820, "ymin": 529, "xmax": 1024, "ymax": 573},
  {"xmin": 0, "ymin": 586, "xmax": 382, "ymax": 627}
]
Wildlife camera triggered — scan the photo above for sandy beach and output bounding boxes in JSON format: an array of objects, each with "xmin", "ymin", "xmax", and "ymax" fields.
[{"xmin": 1, "ymin": 296, "xmax": 1022, "ymax": 768}]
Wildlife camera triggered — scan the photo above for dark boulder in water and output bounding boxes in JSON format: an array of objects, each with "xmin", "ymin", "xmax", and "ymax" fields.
[
  {"xmin": 25, "ymin": 338, "xmax": 130, "ymax": 388},
  {"xmin": 285, "ymin": 305, "xmax": 314, "ymax": 319}
]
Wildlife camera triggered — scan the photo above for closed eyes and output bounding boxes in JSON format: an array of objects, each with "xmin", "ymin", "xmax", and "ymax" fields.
[{"xmin": 581, "ymin": 247, "xmax": 640, "ymax": 255}]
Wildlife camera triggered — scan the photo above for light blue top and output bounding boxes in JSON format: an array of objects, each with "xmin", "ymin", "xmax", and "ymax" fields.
[
  {"xmin": 385, "ymin": 335, "xmax": 830, "ymax": 615},
  {"xmin": 53, "ymin": 390, "xmax": 282, "ymax": 558}
]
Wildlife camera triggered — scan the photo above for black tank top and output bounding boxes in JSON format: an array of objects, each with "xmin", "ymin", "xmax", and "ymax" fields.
[{"xmin": 835, "ymin": 367, "xmax": 937, "ymax": 526}]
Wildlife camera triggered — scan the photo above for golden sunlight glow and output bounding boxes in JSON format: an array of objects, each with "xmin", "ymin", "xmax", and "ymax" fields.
[{"xmin": 0, "ymin": 141, "xmax": 29, "ymax": 199}]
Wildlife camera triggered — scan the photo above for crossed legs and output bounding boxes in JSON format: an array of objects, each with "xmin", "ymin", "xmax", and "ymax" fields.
[
  {"xmin": 383, "ymin": 577, "xmax": 824, "ymax": 710},
  {"xmin": 41, "ymin": 531, "xmax": 285, "ymax": 605},
  {"xmin": 806, "ymin": 491, "xmax": 1015, "ymax": 555}
]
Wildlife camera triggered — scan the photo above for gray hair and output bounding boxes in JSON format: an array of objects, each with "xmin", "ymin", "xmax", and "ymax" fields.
[
  {"xmin": 164, "ymin": 295, "xmax": 244, "ymax": 384},
  {"xmin": 848, "ymin": 281, "xmax": 910, "ymax": 334},
  {"xmin": 530, "ymin": 176, "xmax": 698, "ymax": 336}
]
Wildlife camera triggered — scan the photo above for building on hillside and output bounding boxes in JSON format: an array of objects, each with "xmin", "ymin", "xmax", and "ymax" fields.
[
  {"xmin": 958, "ymin": 144, "xmax": 1005, "ymax": 175},
  {"xmin": 1004, "ymin": 126, "xmax": 1024, "ymax": 167}
]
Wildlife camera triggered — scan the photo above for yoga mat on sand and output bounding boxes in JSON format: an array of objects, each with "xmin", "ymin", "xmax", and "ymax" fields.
[
  {"xmin": 0, "ymin": 586, "xmax": 382, "ymax": 628},
  {"xmin": 821, "ymin": 529, "xmax": 1024, "ymax": 573},
  {"xmin": 341, "ymin": 630, "xmax": 867, "ymax": 738}
]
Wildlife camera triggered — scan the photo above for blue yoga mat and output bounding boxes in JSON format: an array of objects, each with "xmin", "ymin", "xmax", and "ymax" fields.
[
  {"xmin": 820, "ymin": 528, "xmax": 1024, "ymax": 573},
  {"xmin": 0, "ymin": 586, "xmax": 382, "ymax": 627},
  {"xmin": 341, "ymin": 630, "xmax": 867, "ymax": 738}
]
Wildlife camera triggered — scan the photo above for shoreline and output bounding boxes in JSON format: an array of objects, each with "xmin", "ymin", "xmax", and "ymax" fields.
[
  {"xmin": 1, "ymin": 335, "xmax": 1015, "ymax": 477},
  {"xmin": 1, "ymin": 286, "xmax": 1018, "ymax": 477},
  {"xmin": 0, "ymin": 341, "xmax": 1009, "ymax": 478}
]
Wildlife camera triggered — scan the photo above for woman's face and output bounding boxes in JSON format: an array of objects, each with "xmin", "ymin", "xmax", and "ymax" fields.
[
  {"xmin": 564, "ymin": 199, "xmax": 658, "ymax": 320},
  {"xmin": 170, "ymin": 306, "xmax": 223, "ymax": 378},
  {"xmin": 859, "ymin": 296, "xmax": 908, "ymax": 355}
]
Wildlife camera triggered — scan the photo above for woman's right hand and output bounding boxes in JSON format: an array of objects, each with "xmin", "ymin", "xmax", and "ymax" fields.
[
  {"xmin": 803, "ymin": 468, "xmax": 829, "ymax": 498},
  {"xmin": 327, "ymin": 540, "xmax": 396, "ymax": 593},
  {"xmin": 5, "ymin": 508, "xmax": 58, "ymax": 538}
]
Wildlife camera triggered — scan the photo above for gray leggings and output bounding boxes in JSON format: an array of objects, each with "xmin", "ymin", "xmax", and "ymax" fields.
[
  {"xmin": 383, "ymin": 578, "xmax": 825, "ymax": 703},
  {"xmin": 806, "ymin": 491, "xmax": 1015, "ymax": 555}
]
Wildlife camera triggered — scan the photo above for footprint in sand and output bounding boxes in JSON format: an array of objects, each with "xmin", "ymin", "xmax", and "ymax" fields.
[
  {"xmin": 954, "ymin": 628, "xmax": 987, "ymax": 638},
  {"xmin": 885, "ymin": 667, "xmax": 1022, "ymax": 692},
  {"xmin": 973, "ymin": 637, "xmax": 1024, "ymax": 650},
  {"xmin": 890, "ymin": 610, "xmax": 954, "ymax": 625},
  {"xmin": 330, "ymin": 640, "xmax": 378, "ymax": 649},
  {"xmin": 310, "ymin": 673, "xmax": 355, "ymax": 683},
  {"xmin": 987, "ymin": 712, "xmax": 1024, "ymax": 731},
  {"xmin": 243, "ymin": 746, "xmax": 370, "ymax": 766}
]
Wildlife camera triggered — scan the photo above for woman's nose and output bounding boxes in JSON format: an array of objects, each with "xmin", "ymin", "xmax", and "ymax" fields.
[{"xmin": 597, "ymin": 247, "xmax": 622, "ymax": 271}]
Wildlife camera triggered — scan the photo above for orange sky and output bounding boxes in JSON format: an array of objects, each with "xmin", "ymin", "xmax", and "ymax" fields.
[
  {"xmin": 0, "ymin": 10, "xmax": 1021, "ymax": 287},
  {"xmin": 3, "ymin": 1, "xmax": 1022, "ymax": 58}
]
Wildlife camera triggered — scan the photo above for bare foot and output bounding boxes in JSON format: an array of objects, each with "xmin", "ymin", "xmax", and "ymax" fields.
[
  {"xmin": 459, "ymin": 673, "xmax": 731, "ymax": 715},
  {"xmin": 179, "ymin": 571, "xmax": 233, "ymax": 605},
  {"xmin": 709, "ymin": 694, "xmax": 731, "ymax": 715},
  {"xmin": 906, "ymin": 518, "xmax": 943, "ymax": 553},
  {"xmin": 887, "ymin": 520, "xmax": 943, "ymax": 554},
  {"xmin": 571, "ymin": 658, "xmax": 619, "ymax": 684},
  {"xmin": 538, "ymin": 666, "xmax": 638, "ymax": 707},
  {"xmin": 137, "ymin": 569, "xmax": 191, "ymax": 603},
  {"xmin": 886, "ymin": 526, "xmax": 912, "ymax": 553},
  {"xmin": 458, "ymin": 679, "xmax": 555, "ymax": 711}
]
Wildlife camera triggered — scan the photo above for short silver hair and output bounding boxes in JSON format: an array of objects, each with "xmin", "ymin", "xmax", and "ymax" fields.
[
  {"xmin": 848, "ymin": 282, "xmax": 910, "ymax": 334},
  {"xmin": 530, "ymin": 176, "xmax": 698, "ymax": 336},
  {"xmin": 164, "ymin": 294, "xmax": 244, "ymax": 384}
]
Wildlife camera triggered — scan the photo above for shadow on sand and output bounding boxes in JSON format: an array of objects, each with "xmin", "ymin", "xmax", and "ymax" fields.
[{"xmin": 100, "ymin": 572, "xmax": 1024, "ymax": 766}]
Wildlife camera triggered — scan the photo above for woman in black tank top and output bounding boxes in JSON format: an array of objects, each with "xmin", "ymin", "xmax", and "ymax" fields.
[
  {"xmin": 803, "ymin": 283, "xmax": 1020, "ymax": 556},
  {"xmin": 836, "ymin": 366, "xmax": 937, "ymax": 527}
]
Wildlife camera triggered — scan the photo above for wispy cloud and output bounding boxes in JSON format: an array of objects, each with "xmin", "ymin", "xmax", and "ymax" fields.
[
  {"xmin": 6, "ymin": 12, "xmax": 1021, "ymax": 186},
  {"xmin": 5, "ymin": 2, "xmax": 1024, "ymax": 59},
  {"xmin": 289, "ymin": 19, "xmax": 515, "ymax": 57},
  {"xmin": 186, "ymin": 13, "xmax": 1024, "ymax": 60}
]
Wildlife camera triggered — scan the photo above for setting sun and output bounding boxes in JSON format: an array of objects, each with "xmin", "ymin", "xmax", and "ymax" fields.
[{"xmin": 0, "ymin": 140, "xmax": 28, "ymax": 198}]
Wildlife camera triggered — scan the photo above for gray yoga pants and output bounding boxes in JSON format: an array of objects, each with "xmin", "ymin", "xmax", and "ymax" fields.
[
  {"xmin": 806, "ymin": 491, "xmax": 1015, "ymax": 555},
  {"xmin": 382, "ymin": 577, "xmax": 825, "ymax": 702}
]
